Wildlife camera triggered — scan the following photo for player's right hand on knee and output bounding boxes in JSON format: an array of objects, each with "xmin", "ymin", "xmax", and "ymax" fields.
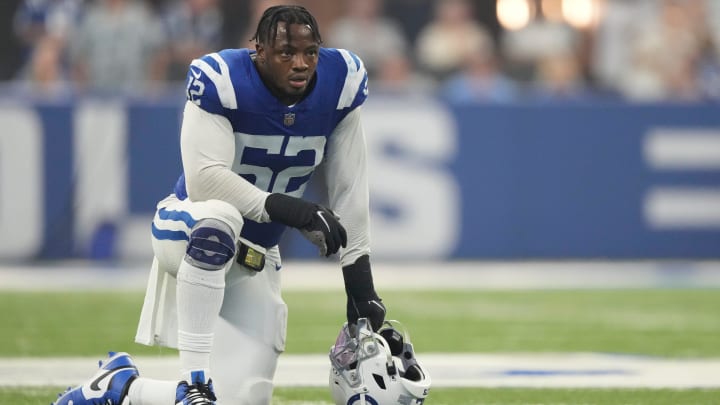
[
  {"xmin": 299, "ymin": 207, "xmax": 347, "ymax": 257},
  {"xmin": 265, "ymin": 193, "xmax": 347, "ymax": 256}
]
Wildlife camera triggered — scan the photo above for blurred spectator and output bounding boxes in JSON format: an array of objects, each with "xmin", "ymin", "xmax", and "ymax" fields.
[
  {"xmin": 528, "ymin": 50, "xmax": 593, "ymax": 101},
  {"xmin": 674, "ymin": 0, "xmax": 720, "ymax": 100},
  {"xmin": 12, "ymin": 0, "xmax": 83, "ymax": 92},
  {"xmin": 414, "ymin": 0, "xmax": 491, "ymax": 80},
  {"xmin": 384, "ymin": 0, "xmax": 437, "ymax": 46},
  {"xmin": 69, "ymin": 0, "xmax": 166, "ymax": 94},
  {"xmin": 501, "ymin": 18, "xmax": 581, "ymax": 84},
  {"xmin": 238, "ymin": 0, "xmax": 298, "ymax": 46},
  {"xmin": 327, "ymin": 0, "xmax": 409, "ymax": 77},
  {"xmin": 696, "ymin": 35, "xmax": 720, "ymax": 99},
  {"xmin": 13, "ymin": 0, "xmax": 83, "ymax": 54},
  {"xmin": 439, "ymin": 36, "xmax": 518, "ymax": 103},
  {"xmin": 158, "ymin": 0, "xmax": 222, "ymax": 82},
  {"xmin": 12, "ymin": 35, "xmax": 73, "ymax": 98},
  {"xmin": 613, "ymin": 0, "xmax": 709, "ymax": 101},
  {"xmin": 591, "ymin": 0, "xmax": 655, "ymax": 94},
  {"xmin": 373, "ymin": 52, "xmax": 436, "ymax": 94}
]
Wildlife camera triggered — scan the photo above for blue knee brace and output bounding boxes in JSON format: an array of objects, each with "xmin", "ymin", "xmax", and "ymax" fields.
[{"xmin": 185, "ymin": 218, "xmax": 236, "ymax": 270}]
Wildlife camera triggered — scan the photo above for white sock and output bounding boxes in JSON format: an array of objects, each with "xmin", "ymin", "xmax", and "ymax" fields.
[
  {"xmin": 176, "ymin": 259, "xmax": 226, "ymax": 378},
  {"xmin": 127, "ymin": 377, "xmax": 177, "ymax": 405}
]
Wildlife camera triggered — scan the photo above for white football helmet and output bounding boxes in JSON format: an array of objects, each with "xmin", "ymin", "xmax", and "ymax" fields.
[{"xmin": 329, "ymin": 318, "xmax": 431, "ymax": 405}]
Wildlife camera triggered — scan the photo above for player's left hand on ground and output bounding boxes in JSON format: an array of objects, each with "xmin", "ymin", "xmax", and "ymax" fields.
[{"xmin": 342, "ymin": 255, "xmax": 386, "ymax": 331}]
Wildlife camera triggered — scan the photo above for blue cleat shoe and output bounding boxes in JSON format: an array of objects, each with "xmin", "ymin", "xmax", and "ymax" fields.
[
  {"xmin": 175, "ymin": 370, "xmax": 217, "ymax": 405},
  {"xmin": 53, "ymin": 351, "xmax": 139, "ymax": 405}
]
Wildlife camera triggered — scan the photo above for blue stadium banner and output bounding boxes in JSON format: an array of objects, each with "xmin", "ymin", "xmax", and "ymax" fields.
[{"xmin": 1, "ymin": 95, "xmax": 718, "ymax": 261}]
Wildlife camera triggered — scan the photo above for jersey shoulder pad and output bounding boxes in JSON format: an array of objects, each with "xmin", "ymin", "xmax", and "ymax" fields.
[
  {"xmin": 185, "ymin": 49, "xmax": 245, "ymax": 114},
  {"xmin": 323, "ymin": 48, "xmax": 368, "ymax": 110}
]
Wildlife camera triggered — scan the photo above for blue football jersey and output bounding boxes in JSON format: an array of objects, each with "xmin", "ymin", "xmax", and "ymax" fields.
[{"xmin": 174, "ymin": 47, "xmax": 368, "ymax": 248}]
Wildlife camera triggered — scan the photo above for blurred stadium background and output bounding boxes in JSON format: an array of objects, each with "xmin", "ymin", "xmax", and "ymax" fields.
[
  {"xmin": 0, "ymin": 0, "xmax": 719, "ymax": 262},
  {"xmin": 1, "ymin": 0, "xmax": 719, "ymax": 404}
]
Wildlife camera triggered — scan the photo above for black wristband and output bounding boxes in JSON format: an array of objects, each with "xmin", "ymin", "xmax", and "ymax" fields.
[
  {"xmin": 264, "ymin": 193, "xmax": 314, "ymax": 229},
  {"xmin": 342, "ymin": 254, "xmax": 377, "ymax": 299}
]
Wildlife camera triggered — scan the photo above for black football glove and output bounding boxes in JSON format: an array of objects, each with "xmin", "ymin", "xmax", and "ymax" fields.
[
  {"xmin": 265, "ymin": 193, "xmax": 347, "ymax": 257},
  {"xmin": 343, "ymin": 255, "xmax": 386, "ymax": 331},
  {"xmin": 347, "ymin": 295, "xmax": 386, "ymax": 332}
]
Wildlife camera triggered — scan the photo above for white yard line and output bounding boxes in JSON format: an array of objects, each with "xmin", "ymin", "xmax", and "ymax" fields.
[
  {"xmin": 2, "ymin": 260, "xmax": 720, "ymax": 291},
  {"xmin": 2, "ymin": 353, "xmax": 720, "ymax": 389}
]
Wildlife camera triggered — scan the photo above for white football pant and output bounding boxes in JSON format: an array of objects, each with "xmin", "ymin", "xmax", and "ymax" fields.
[{"xmin": 136, "ymin": 194, "xmax": 287, "ymax": 405}]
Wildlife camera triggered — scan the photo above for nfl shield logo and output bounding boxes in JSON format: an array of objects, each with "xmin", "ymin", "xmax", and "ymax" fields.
[{"xmin": 283, "ymin": 113, "xmax": 295, "ymax": 126}]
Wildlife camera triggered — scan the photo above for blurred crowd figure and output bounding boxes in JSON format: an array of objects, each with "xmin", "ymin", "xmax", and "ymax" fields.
[
  {"xmin": 157, "ymin": 0, "xmax": 222, "ymax": 82},
  {"xmin": 10, "ymin": 0, "xmax": 720, "ymax": 102},
  {"xmin": 326, "ymin": 0, "xmax": 408, "ymax": 77},
  {"xmin": 12, "ymin": 0, "xmax": 82, "ymax": 96},
  {"xmin": 70, "ymin": 0, "xmax": 165, "ymax": 94},
  {"xmin": 415, "ymin": 0, "xmax": 491, "ymax": 81},
  {"xmin": 595, "ymin": 0, "xmax": 720, "ymax": 101}
]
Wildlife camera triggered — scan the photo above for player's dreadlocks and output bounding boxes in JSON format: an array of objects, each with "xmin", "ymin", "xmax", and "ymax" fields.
[{"xmin": 251, "ymin": 5, "xmax": 323, "ymax": 45}]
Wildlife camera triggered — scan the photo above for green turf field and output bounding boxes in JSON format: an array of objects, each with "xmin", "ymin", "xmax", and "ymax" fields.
[
  {"xmin": 2, "ymin": 289, "xmax": 719, "ymax": 403},
  {"xmin": 3, "ymin": 289, "xmax": 719, "ymax": 357},
  {"xmin": 4, "ymin": 386, "xmax": 720, "ymax": 405}
]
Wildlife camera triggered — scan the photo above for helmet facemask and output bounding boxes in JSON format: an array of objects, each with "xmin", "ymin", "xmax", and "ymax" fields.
[{"xmin": 329, "ymin": 318, "xmax": 431, "ymax": 405}]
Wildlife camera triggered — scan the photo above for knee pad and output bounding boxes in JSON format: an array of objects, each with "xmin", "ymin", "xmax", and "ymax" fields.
[{"xmin": 185, "ymin": 218, "xmax": 236, "ymax": 270}]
